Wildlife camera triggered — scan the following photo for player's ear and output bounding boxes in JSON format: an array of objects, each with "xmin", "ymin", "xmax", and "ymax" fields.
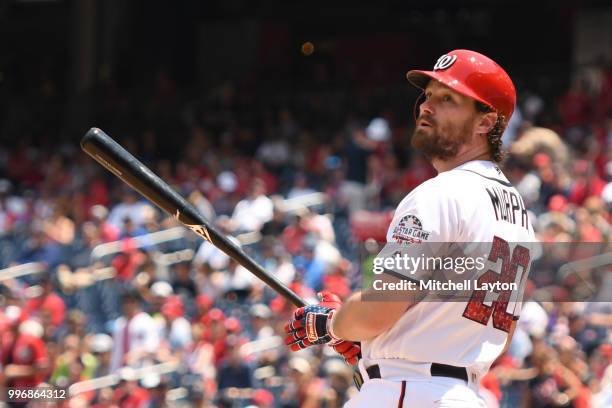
[{"xmin": 475, "ymin": 112, "xmax": 497, "ymax": 136}]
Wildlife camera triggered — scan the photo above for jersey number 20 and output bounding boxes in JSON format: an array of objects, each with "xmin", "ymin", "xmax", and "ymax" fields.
[{"xmin": 462, "ymin": 236, "xmax": 530, "ymax": 333}]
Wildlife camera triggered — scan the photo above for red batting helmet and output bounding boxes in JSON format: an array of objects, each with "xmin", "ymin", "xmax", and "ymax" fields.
[{"xmin": 406, "ymin": 49, "xmax": 516, "ymax": 120}]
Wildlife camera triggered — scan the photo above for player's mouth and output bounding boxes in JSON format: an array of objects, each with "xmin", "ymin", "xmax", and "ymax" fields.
[{"xmin": 417, "ymin": 118, "xmax": 433, "ymax": 128}]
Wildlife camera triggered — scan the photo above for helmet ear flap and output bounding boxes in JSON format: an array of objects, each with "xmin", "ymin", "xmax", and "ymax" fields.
[{"xmin": 413, "ymin": 91, "xmax": 426, "ymax": 123}]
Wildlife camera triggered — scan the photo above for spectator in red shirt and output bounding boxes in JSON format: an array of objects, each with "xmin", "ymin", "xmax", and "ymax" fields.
[
  {"xmin": 90, "ymin": 204, "xmax": 120, "ymax": 243},
  {"xmin": 558, "ymin": 78, "xmax": 592, "ymax": 128},
  {"xmin": 282, "ymin": 209, "xmax": 310, "ymax": 255},
  {"xmin": 0, "ymin": 305, "xmax": 24, "ymax": 383},
  {"xmin": 24, "ymin": 275, "xmax": 66, "ymax": 327},
  {"xmin": 112, "ymin": 376, "xmax": 151, "ymax": 408},
  {"xmin": 567, "ymin": 160, "xmax": 606, "ymax": 206},
  {"xmin": 4, "ymin": 320, "xmax": 49, "ymax": 388}
]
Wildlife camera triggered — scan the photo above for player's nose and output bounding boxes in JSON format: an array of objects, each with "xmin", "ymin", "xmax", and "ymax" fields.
[{"xmin": 419, "ymin": 99, "xmax": 434, "ymax": 117}]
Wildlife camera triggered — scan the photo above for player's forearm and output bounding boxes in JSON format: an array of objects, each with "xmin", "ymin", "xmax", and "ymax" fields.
[
  {"xmin": 332, "ymin": 292, "xmax": 385, "ymax": 341},
  {"xmin": 332, "ymin": 291, "xmax": 411, "ymax": 341}
]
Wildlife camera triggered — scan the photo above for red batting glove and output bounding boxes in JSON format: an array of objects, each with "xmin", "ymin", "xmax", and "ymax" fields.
[
  {"xmin": 284, "ymin": 291, "xmax": 343, "ymax": 351},
  {"xmin": 331, "ymin": 340, "xmax": 361, "ymax": 366},
  {"xmin": 318, "ymin": 291, "xmax": 342, "ymax": 309},
  {"xmin": 317, "ymin": 292, "xmax": 361, "ymax": 364},
  {"xmin": 284, "ymin": 291, "xmax": 361, "ymax": 365}
]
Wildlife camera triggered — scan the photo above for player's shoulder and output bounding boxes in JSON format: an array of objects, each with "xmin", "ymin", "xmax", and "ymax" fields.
[
  {"xmin": 396, "ymin": 160, "xmax": 512, "ymax": 212},
  {"xmin": 393, "ymin": 172, "xmax": 463, "ymax": 219},
  {"xmin": 405, "ymin": 169, "xmax": 466, "ymax": 201},
  {"xmin": 448, "ymin": 160, "xmax": 511, "ymax": 184},
  {"xmin": 436, "ymin": 160, "xmax": 515, "ymax": 196}
]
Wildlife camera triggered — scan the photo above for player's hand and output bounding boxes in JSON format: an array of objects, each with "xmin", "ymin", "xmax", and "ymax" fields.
[
  {"xmin": 330, "ymin": 340, "xmax": 361, "ymax": 365},
  {"xmin": 284, "ymin": 291, "xmax": 343, "ymax": 351}
]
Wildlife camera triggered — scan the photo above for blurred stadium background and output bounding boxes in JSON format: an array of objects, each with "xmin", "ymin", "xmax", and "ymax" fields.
[{"xmin": 0, "ymin": 0, "xmax": 611, "ymax": 407}]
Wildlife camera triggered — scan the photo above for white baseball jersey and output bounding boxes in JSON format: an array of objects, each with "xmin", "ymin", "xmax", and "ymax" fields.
[{"xmin": 362, "ymin": 160, "xmax": 536, "ymax": 378}]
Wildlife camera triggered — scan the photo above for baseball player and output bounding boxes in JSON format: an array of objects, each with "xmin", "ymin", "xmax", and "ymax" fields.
[{"xmin": 284, "ymin": 49, "xmax": 537, "ymax": 407}]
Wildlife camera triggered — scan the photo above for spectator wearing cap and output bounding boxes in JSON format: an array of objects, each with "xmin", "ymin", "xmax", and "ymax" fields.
[
  {"xmin": 110, "ymin": 291, "xmax": 160, "ymax": 373},
  {"xmin": 89, "ymin": 333, "xmax": 113, "ymax": 377},
  {"xmin": 144, "ymin": 280, "xmax": 173, "ymax": 316},
  {"xmin": 4, "ymin": 320, "xmax": 49, "ymax": 390},
  {"xmin": 140, "ymin": 205, "xmax": 162, "ymax": 237},
  {"xmin": 209, "ymin": 170, "xmax": 239, "ymax": 217},
  {"xmin": 0, "ymin": 305, "xmax": 25, "ymax": 385},
  {"xmin": 140, "ymin": 372, "xmax": 169, "ymax": 408},
  {"xmin": 224, "ymin": 317, "xmax": 242, "ymax": 336},
  {"xmin": 89, "ymin": 204, "xmax": 120, "ymax": 243},
  {"xmin": 194, "ymin": 294, "xmax": 213, "ymax": 320},
  {"xmin": 160, "ymin": 295, "xmax": 193, "ymax": 353},
  {"xmin": 249, "ymin": 304, "xmax": 273, "ymax": 341},
  {"xmin": 111, "ymin": 248, "xmax": 148, "ymax": 282},
  {"xmin": 201, "ymin": 308, "xmax": 229, "ymax": 364}
]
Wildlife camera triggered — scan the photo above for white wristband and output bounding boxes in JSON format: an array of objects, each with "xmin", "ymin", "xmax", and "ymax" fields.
[{"xmin": 327, "ymin": 310, "xmax": 341, "ymax": 342}]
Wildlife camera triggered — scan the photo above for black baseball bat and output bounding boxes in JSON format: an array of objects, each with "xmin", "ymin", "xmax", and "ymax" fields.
[{"xmin": 80, "ymin": 127, "xmax": 307, "ymax": 307}]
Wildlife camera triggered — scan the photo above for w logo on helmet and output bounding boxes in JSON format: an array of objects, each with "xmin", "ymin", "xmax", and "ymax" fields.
[{"xmin": 433, "ymin": 54, "xmax": 457, "ymax": 71}]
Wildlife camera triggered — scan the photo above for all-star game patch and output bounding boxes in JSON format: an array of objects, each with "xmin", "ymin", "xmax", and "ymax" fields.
[{"xmin": 391, "ymin": 214, "xmax": 431, "ymax": 244}]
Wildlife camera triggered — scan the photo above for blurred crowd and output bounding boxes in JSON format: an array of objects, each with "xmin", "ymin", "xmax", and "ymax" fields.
[{"xmin": 0, "ymin": 57, "xmax": 610, "ymax": 407}]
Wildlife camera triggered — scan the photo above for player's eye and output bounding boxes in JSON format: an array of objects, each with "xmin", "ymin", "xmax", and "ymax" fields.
[{"xmin": 442, "ymin": 95, "xmax": 452, "ymax": 102}]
